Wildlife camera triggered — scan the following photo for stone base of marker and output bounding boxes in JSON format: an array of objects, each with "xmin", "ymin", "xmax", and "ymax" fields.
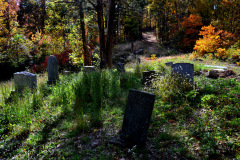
[
  {"xmin": 142, "ymin": 71, "xmax": 155, "ymax": 86},
  {"xmin": 83, "ymin": 66, "xmax": 95, "ymax": 72},
  {"xmin": 14, "ymin": 71, "xmax": 37, "ymax": 92},
  {"xmin": 120, "ymin": 89, "xmax": 155, "ymax": 147}
]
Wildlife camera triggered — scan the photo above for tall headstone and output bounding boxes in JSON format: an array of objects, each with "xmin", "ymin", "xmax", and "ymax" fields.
[
  {"xmin": 47, "ymin": 55, "xmax": 59, "ymax": 85},
  {"xmin": 171, "ymin": 63, "xmax": 194, "ymax": 83},
  {"xmin": 142, "ymin": 71, "xmax": 155, "ymax": 86},
  {"xmin": 120, "ymin": 89, "xmax": 155, "ymax": 147},
  {"xmin": 14, "ymin": 71, "xmax": 37, "ymax": 92}
]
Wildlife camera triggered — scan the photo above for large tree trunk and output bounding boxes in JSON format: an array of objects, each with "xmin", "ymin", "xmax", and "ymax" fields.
[
  {"xmin": 105, "ymin": 0, "xmax": 116, "ymax": 68},
  {"xmin": 78, "ymin": 0, "xmax": 91, "ymax": 66},
  {"xmin": 96, "ymin": 0, "xmax": 105, "ymax": 61},
  {"xmin": 40, "ymin": 0, "xmax": 46, "ymax": 34}
]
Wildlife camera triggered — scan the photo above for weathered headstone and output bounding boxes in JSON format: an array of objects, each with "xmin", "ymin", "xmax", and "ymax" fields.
[
  {"xmin": 14, "ymin": 71, "xmax": 37, "ymax": 92},
  {"xmin": 142, "ymin": 71, "xmax": 155, "ymax": 86},
  {"xmin": 83, "ymin": 66, "xmax": 95, "ymax": 72},
  {"xmin": 120, "ymin": 89, "xmax": 155, "ymax": 147},
  {"xmin": 172, "ymin": 63, "xmax": 194, "ymax": 83},
  {"xmin": 47, "ymin": 55, "xmax": 59, "ymax": 85},
  {"xmin": 137, "ymin": 58, "xmax": 141, "ymax": 64},
  {"xmin": 117, "ymin": 62, "xmax": 125, "ymax": 73},
  {"xmin": 165, "ymin": 61, "xmax": 173, "ymax": 67}
]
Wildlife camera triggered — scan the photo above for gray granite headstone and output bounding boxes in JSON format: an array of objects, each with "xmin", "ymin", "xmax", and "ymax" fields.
[
  {"xmin": 14, "ymin": 71, "xmax": 37, "ymax": 92},
  {"xmin": 83, "ymin": 66, "xmax": 95, "ymax": 72},
  {"xmin": 172, "ymin": 63, "xmax": 194, "ymax": 83},
  {"xmin": 120, "ymin": 89, "xmax": 155, "ymax": 147},
  {"xmin": 117, "ymin": 62, "xmax": 125, "ymax": 72},
  {"xmin": 142, "ymin": 71, "xmax": 155, "ymax": 86},
  {"xmin": 47, "ymin": 55, "xmax": 59, "ymax": 85}
]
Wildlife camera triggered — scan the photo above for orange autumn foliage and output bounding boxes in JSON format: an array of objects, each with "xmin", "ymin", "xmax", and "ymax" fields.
[
  {"xmin": 194, "ymin": 25, "xmax": 236, "ymax": 59},
  {"xmin": 180, "ymin": 14, "xmax": 203, "ymax": 49}
]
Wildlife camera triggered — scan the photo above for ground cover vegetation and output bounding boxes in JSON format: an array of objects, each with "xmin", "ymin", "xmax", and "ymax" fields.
[
  {"xmin": 0, "ymin": 0, "xmax": 240, "ymax": 81},
  {"xmin": 0, "ymin": 57, "xmax": 240, "ymax": 159},
  {"xmin": 1, "ymin": 0, "xmax": 240, "ymax": 159}
]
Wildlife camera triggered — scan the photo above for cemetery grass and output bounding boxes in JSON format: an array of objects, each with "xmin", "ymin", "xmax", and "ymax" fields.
[{"xmin": 0, "ymin": 57, "xmax": 240, "ymax": 159}]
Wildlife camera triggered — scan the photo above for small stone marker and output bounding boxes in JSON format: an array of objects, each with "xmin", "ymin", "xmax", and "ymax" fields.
[
  {"xmin": 117, "ymin": 62, "xmax": 125, "ymax": 72},
  {"xmin": 172, "ymin": 63, "xmax": 194, "ymax": 83},
  {"xmin": 14, "ymin": 71, "xmax": 37, "ymax": 92},
  {"xmin": 47, "ymin": 55, "xmax": 59, "ymax": 85},
  {"xmin": 165, "ymin": 61, "xmax": 173, "ymax": 67},
  {"xmin": 120, "ymin": 89, "xmax": 155, "ymax": 147},
  {"xmin": 137, "ymin": 58, "xmax": 141, "ymax": 64},
  {"xmin": 83, "ymin": 66, "xmax": 95, "ymax": 72},
  {"xmin": 142, "ymin": 71, "xmax": 155, "ymax": 86}
]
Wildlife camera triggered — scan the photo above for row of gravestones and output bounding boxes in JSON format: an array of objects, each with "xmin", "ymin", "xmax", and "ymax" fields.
[{"xmin": 12, "ymin": 55, "xmax": 195, "ymax": 147}]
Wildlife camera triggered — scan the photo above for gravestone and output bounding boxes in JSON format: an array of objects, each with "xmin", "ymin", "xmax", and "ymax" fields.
[
  {"xmin": 165, "ymin": 61, "xmax": 173, "ymax": 67},
  {"xmin": 14, "ymin": 71, "xmax": 37, "ymax": 92},
  {"xmin": 47, "ymin": 55, "xmax": 59, "ymax": 85},
  {"xmin": 120, "ymin": 89, "xmax": 155, "ymax": 147},
  {"xmin": 117, "ymin": 62, "xmax": 125, "ymax": 73},
  {"xmin": 137, "ymin": 58, "xmax": 141, "ymax": 64},
  {"xmin": 83, "ymin": 66, "xmax": 95, "ymax": 72},
  {"xmin": 142, "ymin": 71, "xmax": 155, "ymax": 86},
  {"xmin": 171, "ymin": 63, "xmax": 194, "ymax": 83}
]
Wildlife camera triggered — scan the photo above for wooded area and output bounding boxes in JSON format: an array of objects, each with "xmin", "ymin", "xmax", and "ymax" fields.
[{"xmin": 0, "ymin": 0, "xmax": 240, "ymax": 80}]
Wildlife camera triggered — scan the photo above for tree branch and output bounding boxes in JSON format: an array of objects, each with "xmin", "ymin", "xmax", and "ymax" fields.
[{"xmin": 87, "ymin": 0, "xmax": 96, "ymax": 9}]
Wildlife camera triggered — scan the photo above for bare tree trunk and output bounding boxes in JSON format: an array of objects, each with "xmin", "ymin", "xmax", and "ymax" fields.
[
  {"xmin": 96, "ymin": 0, "xmax": 105, "ymax": 61},
  {"xmin": 105, "ymin": 0, "xmax": 116, "ymax": 68},
  {"xmin": 40, "ymin": 0, "xmax": 46, "ymax": 34},
  {"xmin": 78, "ymin": 0, "xmax": 91, "ymax": 66}
]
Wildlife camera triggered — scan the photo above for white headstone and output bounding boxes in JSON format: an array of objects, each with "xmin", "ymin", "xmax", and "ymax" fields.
[{"xmin": 14, "ymin": 71, "xmax": 37, "ymax": 92}]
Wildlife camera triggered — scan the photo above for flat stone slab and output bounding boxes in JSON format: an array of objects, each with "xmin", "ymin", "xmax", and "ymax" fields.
[
  {"xmin": 14, "ymin": 71, "xmax": 37, "ymax": 92},
  {"xmin": 83, "ymin": 66, "xmax": 95, "ymax": 72},
  {"xmin": 172, "ymin": 63, "xmax": 194, "ymax": 83},
  {"xmin": 120, "ymin": 89, "xmax": 155, "ymax": 147},
  {"xmin": 204, "ymin": 65, "xmax": 227, "ymax": 70}
]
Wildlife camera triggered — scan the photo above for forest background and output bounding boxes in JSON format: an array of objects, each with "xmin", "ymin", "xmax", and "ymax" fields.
[{"xmin": 0, "ymin": 0, "xmax": 240, "ymax": 81}]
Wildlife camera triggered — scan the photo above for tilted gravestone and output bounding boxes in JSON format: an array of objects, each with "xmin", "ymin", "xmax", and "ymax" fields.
[
  {"xmin": 120, "ymin": 89, "xmax": 155, "ymax": 147},
  {"xmin": 47, "ymin": 55, "xmax": 59, "ymax": 85},
  {"xmin": 14, "ymin": 71, "xmax": 37, "ymax": 92},
  {"xmin": 116, "ymin": 62, "xmax": 125, "ymax": 73},
  {"xmin": 171, "ymin": 63, "xmax": 194, "ymax": 83},
  {"xmin": 83, "ymin": 66, "xmax": 96, "ymax": 72},
  {"xmin": 142, "ymin": 71, "xmax": 155, "ymax": 86}
]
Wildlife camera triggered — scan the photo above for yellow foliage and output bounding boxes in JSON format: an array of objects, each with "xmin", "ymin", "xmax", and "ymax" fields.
[{"xmin": 215, "ymin": 48, "xmax": 226, "ymax": 58}]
